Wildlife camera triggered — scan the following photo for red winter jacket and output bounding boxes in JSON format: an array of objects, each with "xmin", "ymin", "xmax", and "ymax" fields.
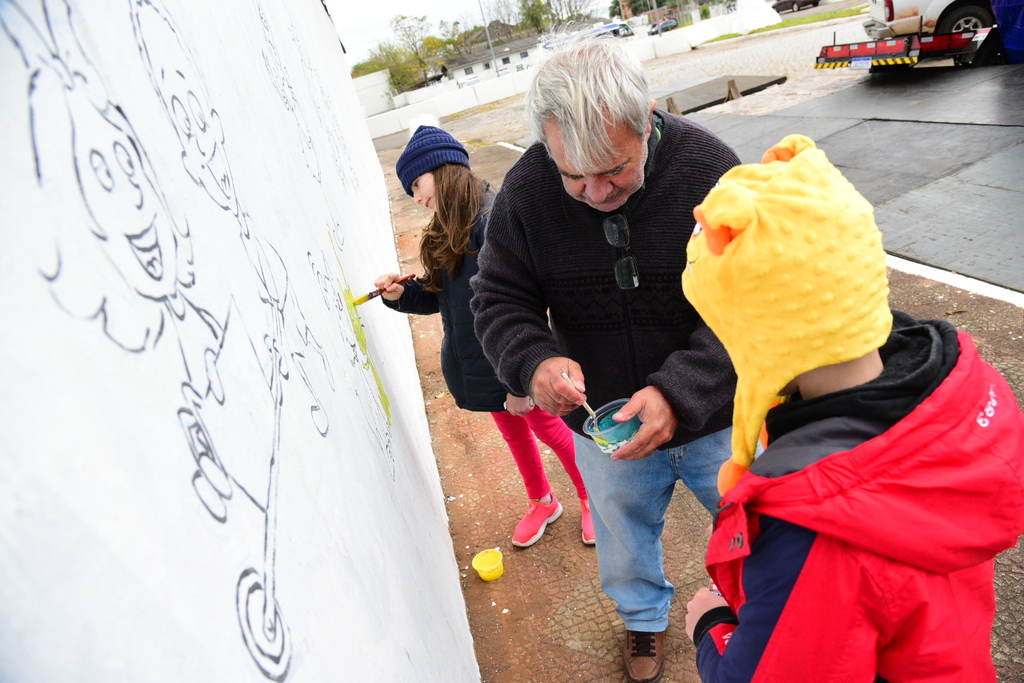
[{"xmin": 698, "ymin": 327, "xmax": 1024, "ymax": 682}]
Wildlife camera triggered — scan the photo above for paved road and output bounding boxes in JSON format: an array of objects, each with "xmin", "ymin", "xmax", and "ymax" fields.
[
  {"xmin": 466, "ymin": 16, "xmax": 879, "ymax": 150},
  {"xmin": 643, "ymin": 13, "xmax": 868, "ymax": 92},
  {"xmin": 612, "ymin": 13, "xmax": 1024, "ymax": 295}
]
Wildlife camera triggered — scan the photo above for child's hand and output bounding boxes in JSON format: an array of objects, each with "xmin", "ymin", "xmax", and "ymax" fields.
[
  {"xmin": 504, "ymin": 394, "xmax": 535, "ymax": 416},
  {"xmin": 373, "ymin": 273, "xmax": 406, "ymax": 301},
  {"xmin": 685, "ymin": 587, "xmax": 729, "ymax": 641}
]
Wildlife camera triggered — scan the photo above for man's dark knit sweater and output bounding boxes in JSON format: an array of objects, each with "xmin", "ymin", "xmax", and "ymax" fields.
[{"xmin": 470, "ymin": 111, "xmax": 740, "ymax": 447}]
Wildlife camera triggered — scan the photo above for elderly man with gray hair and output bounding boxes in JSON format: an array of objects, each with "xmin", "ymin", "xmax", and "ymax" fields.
[{"xmin": 470, "ymin": 37, "xmax": 741, "ymax": 682}]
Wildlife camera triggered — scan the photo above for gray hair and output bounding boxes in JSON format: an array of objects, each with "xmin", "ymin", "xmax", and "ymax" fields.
[{"xmin": 526, "ymin": 36, "xmax": 651, "ymax": 174}]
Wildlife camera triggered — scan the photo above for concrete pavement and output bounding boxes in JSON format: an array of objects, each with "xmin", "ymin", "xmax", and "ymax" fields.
[{"xmin": 691, "ymin": 65, "xmax": 1024, "ymax": 291}]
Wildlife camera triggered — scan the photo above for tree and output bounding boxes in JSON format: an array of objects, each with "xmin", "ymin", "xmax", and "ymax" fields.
[
  {"xmin": 438, "ymin": 19, "xmax": 474, "ymax": 55},
  {"xmin": 486, "ymin": 0, "xmax": 521, "ymax": 26},
  {"xmin": 519, "ymin": 0, "xmax": 550, "ymax": 32},
  {"xmin": 391, "ymin": 14, "xmax": 444, "ymax": 83},
  {"xmin": 549, "ymin": 0, "xmax": 598, "ymax": 22},
  {"xmin": 351, "ymin": 40, "xmax": 419, "ymax": 93},
  {"xmin": 422, "ymin": 35, "xmax": 453, "ymax": 61},
  {"xmin": 628, "ymin": 0, "xmax": 656, "ymax": 16}
]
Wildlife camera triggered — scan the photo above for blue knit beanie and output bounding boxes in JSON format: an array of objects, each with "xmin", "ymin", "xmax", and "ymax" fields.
[{"xmin": 396, "ymin": 125, "xmax": 470, "ymax": 197}]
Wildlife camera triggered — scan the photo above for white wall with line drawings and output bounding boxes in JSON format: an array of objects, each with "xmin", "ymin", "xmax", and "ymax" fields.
[{"xmin": 0, "ymin": 0, "xmax": 480, "ymax": 681}]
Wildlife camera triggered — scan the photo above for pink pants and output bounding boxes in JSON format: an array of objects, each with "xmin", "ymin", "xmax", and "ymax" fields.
[{"xmin": 490, "ymin": 407, "xmax": 587, "ymax": 501}]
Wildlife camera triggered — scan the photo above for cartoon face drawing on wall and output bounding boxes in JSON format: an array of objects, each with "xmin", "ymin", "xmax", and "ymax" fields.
[
  {"xmin": 73, "ymin": 95, "xmax": 188, "ymax": 304},
  {"xmin": 131, "ymin": 0, "xmax": 237, "ymax": 214},
  {"xmin": 1, "ymin": 0, "xmax": 193, "ymax": 350}
]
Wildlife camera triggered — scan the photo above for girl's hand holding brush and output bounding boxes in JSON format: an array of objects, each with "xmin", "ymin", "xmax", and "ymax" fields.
[{"xmin": 360, "ymin": 272, "xmax": 416, "ymax": 304}]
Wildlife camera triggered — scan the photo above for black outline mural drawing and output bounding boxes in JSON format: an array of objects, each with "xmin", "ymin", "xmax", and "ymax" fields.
[
  {"xmin": 288, "ymin": 19, "xmax": 356, "ymax": 191},
  {"xmin": 256, "ymin": 2, "xmax": 320, "ymax": 185},
  {"xmin": 0, "ymin": 0, "xmax": 398, "ymax": 679},
  {"xmin": 128, "ymin": 0, "xmax": 331, "ymax": 677}
]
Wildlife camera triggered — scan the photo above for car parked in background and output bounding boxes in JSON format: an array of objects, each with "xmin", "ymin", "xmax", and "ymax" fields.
[
  {"xmin": 862, "ymin": 0, "xmax": 994, "ymax": 38},
  {"xmin": 648, "ymin": 17, "xmax": 679, "ymax": 34},
  {"xmin": 592, "ymin": 22, "xmax": 634, "ymax": 38},
  {"xmin": 772, "ymin": 0, "xmax": 819, "ymax": 12},
  {"xmin": 544, "ymin": 22, "xmax": 634, "ymax": 48}
]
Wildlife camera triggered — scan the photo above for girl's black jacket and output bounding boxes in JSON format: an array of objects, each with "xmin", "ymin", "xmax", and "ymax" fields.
[{"xmin": 383, "ymin": 185, "xmax": 508, "ymax": 412}]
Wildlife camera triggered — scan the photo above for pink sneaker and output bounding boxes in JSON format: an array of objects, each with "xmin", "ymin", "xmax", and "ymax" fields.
[
  {"xmin": 581, "ymin": 498, "xmax": 596, "ymax": 545},
  {"xmin": 512, "ymin": 495, "xmax": 562, "ymax": 547}
]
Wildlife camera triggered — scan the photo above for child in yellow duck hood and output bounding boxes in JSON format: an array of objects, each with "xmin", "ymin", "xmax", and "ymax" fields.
[{"xmin": 682, "ymin": 134, "xmax": 892, "ymax": 495}]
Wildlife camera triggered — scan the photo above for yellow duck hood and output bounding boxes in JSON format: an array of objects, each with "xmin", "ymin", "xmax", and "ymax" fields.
[{"xmin": 682, "ymin": 135, "xmax": 892, "ymax": 495}]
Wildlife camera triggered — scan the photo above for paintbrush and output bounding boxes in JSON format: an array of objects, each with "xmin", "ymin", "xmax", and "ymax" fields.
[
  {"xmin": 562, "ymin": 372, "xmax": 603, "ymax": 437},
  {"xmin": 353, "ymin": 273, "xmax": 416, "ymax": 306}
]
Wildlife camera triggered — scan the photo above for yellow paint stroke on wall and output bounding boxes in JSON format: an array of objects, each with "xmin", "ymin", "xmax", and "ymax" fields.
[{"xmin": 330, "ymin": 232, "xmax": 393, "ymax": 424}]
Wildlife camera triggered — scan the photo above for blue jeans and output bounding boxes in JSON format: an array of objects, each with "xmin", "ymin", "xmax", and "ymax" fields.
[{"xmin": 572, "ymin": 427, "xmax": 732, "ymax": 632}]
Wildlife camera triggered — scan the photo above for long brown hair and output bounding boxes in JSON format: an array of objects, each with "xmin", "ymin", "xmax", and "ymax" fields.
[{"xmin": 418, "ymin": 163, "xmax": 486, "ymax": 292}]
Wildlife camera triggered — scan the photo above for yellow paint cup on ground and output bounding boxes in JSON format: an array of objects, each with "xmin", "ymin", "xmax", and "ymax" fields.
[{"xmin": 472, "ymin": 548, "xmax": 504, "ymax": 581}]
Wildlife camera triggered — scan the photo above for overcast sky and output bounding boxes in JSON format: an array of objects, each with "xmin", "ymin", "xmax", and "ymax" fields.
[{"xmin": 325, "ymin": 0, "xmax": 496, "ymax": 66}]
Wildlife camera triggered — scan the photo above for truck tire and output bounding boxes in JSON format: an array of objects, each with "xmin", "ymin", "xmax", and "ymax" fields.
[{"xmin": 936, "ymin": 4, "xmax": 995, "ymax": 34}]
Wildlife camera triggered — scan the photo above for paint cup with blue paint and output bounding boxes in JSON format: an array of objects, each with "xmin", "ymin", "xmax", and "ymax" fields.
[{"xmin": 582, "ymin": 398, "xmax": 642, "ymax": 456}]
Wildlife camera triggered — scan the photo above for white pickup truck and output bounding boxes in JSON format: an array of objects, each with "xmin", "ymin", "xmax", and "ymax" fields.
[{"xmin": 862, "ymin": 0, "xmax": 995, "ymax": 39}]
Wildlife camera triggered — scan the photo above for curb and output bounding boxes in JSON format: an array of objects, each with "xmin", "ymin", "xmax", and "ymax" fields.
[{"xmin": 690, "ymin": 9, "xmax": 869, "ymax": 49}]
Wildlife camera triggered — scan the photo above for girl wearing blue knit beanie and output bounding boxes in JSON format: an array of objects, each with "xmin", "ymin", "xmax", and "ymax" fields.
[{"xmin": 374, "ymin": 125, "xmax": 594, "ymax": 548}]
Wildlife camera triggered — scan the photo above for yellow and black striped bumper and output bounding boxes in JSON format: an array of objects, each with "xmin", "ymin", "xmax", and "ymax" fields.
[
  {"xmin": 873, "ymin": 57, "xmax": 918, "ymax": 65},
  {"xmin": 814, "ymin": 56, "xmax": 919, "ymax": 69}
]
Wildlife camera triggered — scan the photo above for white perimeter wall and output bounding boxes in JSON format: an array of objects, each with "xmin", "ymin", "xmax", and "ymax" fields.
[
  {"xmin": 354, "ymin": 68, "xmax": 394, "ymax": 117},
  {"xmin": 365, "ymin": 2, "xmax": 780, "ymax": 141},
  {"xmin": 0, "ymin": 1, "xmax": 479, "ymax": 682}
]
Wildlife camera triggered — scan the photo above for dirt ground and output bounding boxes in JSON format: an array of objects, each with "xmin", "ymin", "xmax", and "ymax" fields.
[{"xmin": 375, "ymin": 85, "xmax": 1024, "ymax": 683}]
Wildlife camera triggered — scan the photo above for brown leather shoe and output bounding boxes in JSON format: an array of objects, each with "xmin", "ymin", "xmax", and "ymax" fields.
[{"xmin": 622, "ymin": 629, "xmax": 665, "ymax": 683}]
